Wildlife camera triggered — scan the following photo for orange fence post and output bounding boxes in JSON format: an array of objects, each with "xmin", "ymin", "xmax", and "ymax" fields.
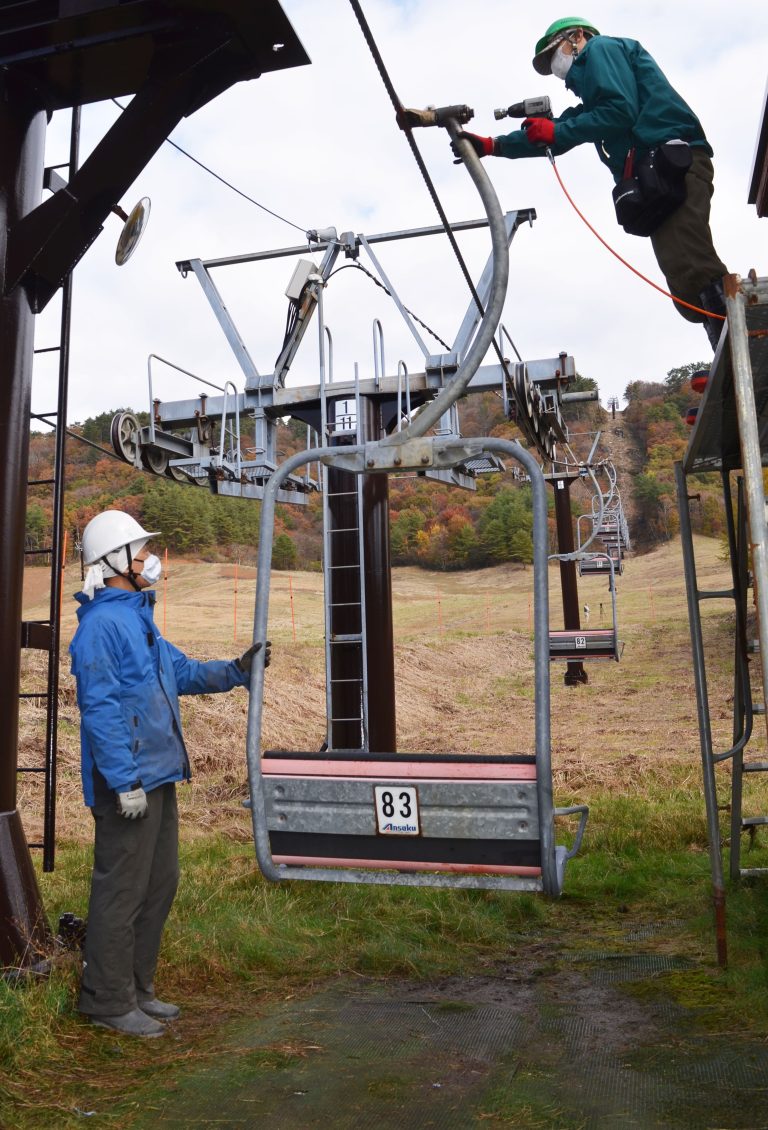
[
  {"xmin": 162, "ymin": 547, "xmax": 168, "ymax": 635},
  {"xmin": 58, "ymin": 529, "xmax": 68, "ymax": 630},
  {"xmin": 233, "ymin": 561, "xmax": 239, "ymax": 644},
  {"xmin": 289, "ymin": 574, "xmax": 297, "ymax": 642}
]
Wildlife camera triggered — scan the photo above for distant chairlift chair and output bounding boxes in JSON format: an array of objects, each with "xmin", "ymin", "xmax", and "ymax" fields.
[{"xmin": 549, "ymin": 554, "xmax": 622, "ymax": 662}]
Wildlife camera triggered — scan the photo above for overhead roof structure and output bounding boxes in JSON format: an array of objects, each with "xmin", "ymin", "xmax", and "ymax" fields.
[
  {"xmin": 0, "ymin": 1, "xmax": 309, "ymax": 110},
  {"xmin": 749, "ymin": 78, "xmax": 768, "ymax": 218},
  {"xmin": 1, "ymin": 1, "xmax": 310, "ymax": 312}
]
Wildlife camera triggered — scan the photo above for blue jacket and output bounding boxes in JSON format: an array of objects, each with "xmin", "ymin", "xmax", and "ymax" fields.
[
  {"xmin": 69, "ymin": 588, "xmax": 248, "ymax": 806},
  {"xmin": 496, "ymin": 36, "xmax": 712, "ymax": 181}
]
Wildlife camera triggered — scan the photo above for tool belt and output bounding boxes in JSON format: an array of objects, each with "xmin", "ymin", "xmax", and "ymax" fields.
[{"xmin": 612, "ymin": 141, "xmax": 692, "ymax": 237}]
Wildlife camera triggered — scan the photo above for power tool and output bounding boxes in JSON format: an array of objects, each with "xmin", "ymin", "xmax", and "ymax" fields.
[{"xmin": 494, "ymin": 95, "xmax": 552, "ymax": 121}]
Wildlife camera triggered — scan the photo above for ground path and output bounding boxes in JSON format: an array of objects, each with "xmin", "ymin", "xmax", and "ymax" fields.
[{"xmin": 131, "ymin": 912, "xmax": 768, "ymax": 1129}]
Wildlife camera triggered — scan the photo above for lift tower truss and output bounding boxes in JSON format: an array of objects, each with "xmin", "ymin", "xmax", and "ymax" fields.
[{"xmin": 0, "ymin": 0, "xmax": 308, "ymax": 972}]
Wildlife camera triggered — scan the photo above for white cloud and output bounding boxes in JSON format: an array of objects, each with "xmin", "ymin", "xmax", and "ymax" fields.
[{"xmin": 33, "ymin": 0, "xmax": 768, "ymax": 426}]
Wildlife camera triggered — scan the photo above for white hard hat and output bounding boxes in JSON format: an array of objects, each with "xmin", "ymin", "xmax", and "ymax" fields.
[{"xmin": 82, "ymin": 510, "xmax": 160, "ymax": 567}]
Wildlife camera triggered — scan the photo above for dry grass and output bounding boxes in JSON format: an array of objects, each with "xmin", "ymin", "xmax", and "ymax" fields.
[
  {"xmin": 18, "ymin": 534, "xmax": 764, "ymax": 846},
  {"xmin": 9, "ymin": 533, "xmax": 768, "ymax": 1130}
]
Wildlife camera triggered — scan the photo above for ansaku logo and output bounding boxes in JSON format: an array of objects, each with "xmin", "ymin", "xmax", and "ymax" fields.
[{"xmin": 382, "ymin": 821, "xmax": 418, "ymax": 834}]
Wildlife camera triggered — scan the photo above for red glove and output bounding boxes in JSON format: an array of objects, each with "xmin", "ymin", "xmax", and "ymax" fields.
[
  {"xmin": 524, "ymin": 117, "xmax": 555, "ymax": 146},
  {"xmin": 451, "ymin": 132, "xmax": 496, "ymax": 161}
]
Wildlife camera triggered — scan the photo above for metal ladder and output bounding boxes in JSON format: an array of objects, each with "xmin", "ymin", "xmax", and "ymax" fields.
[
  {"xmin": 675, "ymin": 273, "xmax": 768, "ymax": 965},
  {"xmin": 319, "ymin": 336, "xmax": 370, "ymax": 751},
  {"xmin": 718, "ymin": 474, "xmax": 765, "ymax": 881},
  {"xmin": 19, "ymin": 107, "xmax": 80, "ymax": 871}
]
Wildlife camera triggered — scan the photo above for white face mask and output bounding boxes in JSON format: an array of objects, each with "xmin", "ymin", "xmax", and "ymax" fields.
[
  {"xmin": 551, "ymin": 44, "xmax": 574, "ymax": 80},
  {"xmin": 140, "ymin": 554, "xmax": 162, "ymax": 585}
]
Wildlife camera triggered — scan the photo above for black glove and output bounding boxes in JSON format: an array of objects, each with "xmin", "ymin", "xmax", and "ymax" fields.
[
  {"xmin": 451, "ymin": 131, "xmax": 496, "ymax": 163},
  {"xmin": 236, "ymin": 640, "xmax": 272, "ymax": 673}
]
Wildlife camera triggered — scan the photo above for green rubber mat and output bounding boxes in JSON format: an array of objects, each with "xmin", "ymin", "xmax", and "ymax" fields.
[{"xmin": 132, "ymin": 953, "xmax": 768, "ymax": 1129}]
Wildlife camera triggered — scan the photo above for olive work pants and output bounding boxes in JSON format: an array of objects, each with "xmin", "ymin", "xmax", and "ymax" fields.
[
  {"xmin": 650, "ymin": 148, "xmax": 728, "ymax": 325},
  {"xmin": 78, "ymin": 782, "xmax": 179, "ymax": 1017}
]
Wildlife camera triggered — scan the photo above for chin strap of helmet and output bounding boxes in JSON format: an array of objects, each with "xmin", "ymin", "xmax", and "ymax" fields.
[
  {"xmin": 122, "ymin": 542, "xmax": 144, "ymax": 591},
  {"xmin": 100, "ymin": 543, "xmax": 144, "ymax": 591}
]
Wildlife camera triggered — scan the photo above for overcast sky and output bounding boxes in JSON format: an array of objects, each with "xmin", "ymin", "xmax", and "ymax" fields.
[{"xmin": 34, "ymin": 0, "xmax": 768, "ymax": 430}]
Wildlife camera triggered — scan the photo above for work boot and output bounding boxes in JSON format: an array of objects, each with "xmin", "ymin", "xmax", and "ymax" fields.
[
  {"xmin": 138, "ymin": 997, "xmax": 181, "ymax": 1020},
  {"xmin": 90, "ymin": 1008, "xmax": 165, "ymax": 1037},
  {"xmin": 698, "ymin": 278, "xmax": 727, "ymax": 351}
]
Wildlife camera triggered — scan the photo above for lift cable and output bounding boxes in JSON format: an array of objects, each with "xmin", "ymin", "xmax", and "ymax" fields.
[
  {"xmin": 347, "ymin": 0, "xmax": 530, "ymax": 418},
  {"xmin": 347, "ymin": 0, "xmax": 485, "ymax": 316},
  {"xmin": 111, "ymin": 99, "xmax": 309, "ymax": 236},
  {"xmin": 326, "ymin": 262, "xmax": 452, "ymax": 351},
  {"xmin": 32, "ymin": 411, "xmax": 128, "ymax": 462},
  {"xmin": 111, "ymin": 96, "xmax": 461, "ymax": 356}
]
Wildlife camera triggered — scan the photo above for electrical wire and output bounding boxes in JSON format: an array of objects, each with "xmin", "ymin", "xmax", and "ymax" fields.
[
  {"xmin": 112, "ymin": 92, "xmax": 500, "ymax": 361},
  {"xmin": 326, "ymin": 262, "xmax": 451, "ymax": 351},
  {"xmin": 548, "ymin": 152, "xmax": 726, "ymax": 323},
  {"xmin": 110, "ymin": 98, "xmax": 309, "ymax": 236}
]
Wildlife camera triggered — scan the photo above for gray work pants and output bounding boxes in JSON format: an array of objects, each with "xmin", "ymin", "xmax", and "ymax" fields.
[
  {"xmin": 79, "ymin": 782, "xmax": 179, "ymax": 1017},
  {"xmin": 650, "ymin": 149, "xmax": 728, "ymax": 324}
]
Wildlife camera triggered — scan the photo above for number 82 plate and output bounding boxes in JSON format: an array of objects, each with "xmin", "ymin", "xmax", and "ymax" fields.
[{"xmin": 373, "ymin": 785, "xmax": 420, "ymax": 836}]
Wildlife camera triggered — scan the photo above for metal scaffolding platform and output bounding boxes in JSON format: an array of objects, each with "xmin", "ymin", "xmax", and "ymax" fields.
[
  {"xmin": 676, "ymin": 272, "xmax": 768, "ymax": 966},
  {"xmin": 682, "ymin": 275, "xmax": 768, "ymax": 473}
]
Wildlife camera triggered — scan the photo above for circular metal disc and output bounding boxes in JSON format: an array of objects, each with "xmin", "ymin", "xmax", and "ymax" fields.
[
  {"xmin": 165, "ymin": 463, "xmax": 190, "ymax": 483},
  {"xmin": 141, "ymin": 445, "xmax": 169, "ymax": 475},
  {"xmin": 115, "ymin": 197, "xmax": 151, "ymax": 266},
  {"xmin": 110, "ymin": 411, "xmax": 139, "ymax": 463}
]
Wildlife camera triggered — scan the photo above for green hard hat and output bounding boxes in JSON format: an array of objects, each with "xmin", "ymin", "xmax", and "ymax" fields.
[{"xmin": 533, "ymin": 17, "xmax": 600, "ymax": 75}]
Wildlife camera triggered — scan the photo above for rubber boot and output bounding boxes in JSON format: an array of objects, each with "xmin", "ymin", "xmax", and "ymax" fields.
[
  {"xmin": 90, "ymin": 1007, "xmax": 165, "ymax": 1037},
  {"xmin": 138, "ymin": 997, "xmax": 181, "ymax": 1020},
  {"xmin": 698, "ymin": 279, "xmax": 727, "ymax": 351}
]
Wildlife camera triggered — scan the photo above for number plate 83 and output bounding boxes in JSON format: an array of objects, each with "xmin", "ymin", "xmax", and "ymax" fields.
[{"xmin": 373, "ymin": 785, "xmax": 420, "ymax": 836}]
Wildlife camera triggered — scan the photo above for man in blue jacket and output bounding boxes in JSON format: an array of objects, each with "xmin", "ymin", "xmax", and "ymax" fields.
[
  {"xmin": 455, "ymin": 18, "xmax": 728, "ymax": 349},
  {"xmin": 70, "ymin": 509, "xmax": 269, "ymax": 1037}
]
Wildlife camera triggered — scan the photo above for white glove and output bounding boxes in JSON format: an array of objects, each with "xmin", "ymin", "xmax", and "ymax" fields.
[{"xmin": 117, "ymin": 787, "xmax": 148, "ymax": 819}]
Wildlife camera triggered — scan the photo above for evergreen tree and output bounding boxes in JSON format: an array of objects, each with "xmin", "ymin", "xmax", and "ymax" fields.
[{"xmin": 273, "ymin": 533, "xmax": 298, "ymax": 570}]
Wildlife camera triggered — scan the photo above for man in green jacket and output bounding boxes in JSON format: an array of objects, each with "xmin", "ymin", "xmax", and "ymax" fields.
[{"xmin": 455, "ymin": 18, "xmax": 728, "ymax": 349}]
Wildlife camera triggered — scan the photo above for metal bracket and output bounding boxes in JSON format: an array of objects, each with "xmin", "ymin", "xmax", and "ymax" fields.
[{"xmin": 398, "ymin": 104, "xmax": 474, "ymax": 129}]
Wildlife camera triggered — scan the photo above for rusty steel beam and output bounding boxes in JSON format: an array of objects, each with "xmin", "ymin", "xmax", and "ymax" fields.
[{"xmin": 0, "ymin": 77, "xmax": 51, "ymax": 969}]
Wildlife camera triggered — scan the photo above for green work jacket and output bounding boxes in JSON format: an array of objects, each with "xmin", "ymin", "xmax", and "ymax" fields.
[{"xmin": 495, "ymin": 36, "xmax": 712, "ymax": 181}]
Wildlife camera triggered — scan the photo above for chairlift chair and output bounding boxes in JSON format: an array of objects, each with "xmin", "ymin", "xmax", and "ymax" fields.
[{"xmin": 550, "ymin": 554, "xmax": 622, "ymax": 661}]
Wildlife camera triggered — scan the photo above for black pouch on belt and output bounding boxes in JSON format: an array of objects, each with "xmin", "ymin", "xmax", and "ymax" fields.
[{"xmin": 612, "ymin": 140, "xmax": 692, "ymax": 237}]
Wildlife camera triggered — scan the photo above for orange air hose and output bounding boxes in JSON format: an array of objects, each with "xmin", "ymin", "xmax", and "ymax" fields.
[{"xmin": 548, "ymin": 152, "xmax": 726, "ymax": 322}]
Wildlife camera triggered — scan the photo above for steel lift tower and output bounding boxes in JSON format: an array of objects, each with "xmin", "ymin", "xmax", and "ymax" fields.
[{"xmin": 0, "ymin": 1, "xmax": 309, "ymax": 971}]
